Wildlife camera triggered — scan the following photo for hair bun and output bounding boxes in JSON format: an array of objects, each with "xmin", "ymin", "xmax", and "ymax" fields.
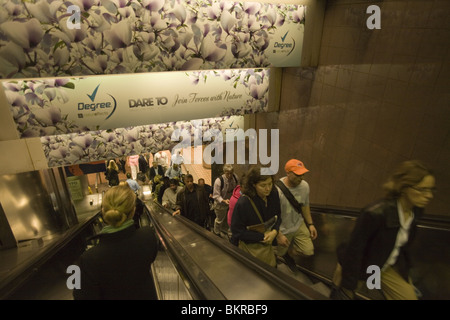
[{"xmin": 103, "ymin": 208, "xmax": 126, "ymax": 227}]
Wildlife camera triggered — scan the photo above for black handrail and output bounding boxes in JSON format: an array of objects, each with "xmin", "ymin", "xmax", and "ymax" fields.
[
  {"xmin": 311, "ymin": 204, "xmax": 450, "ymax": 230},
  {"xmin": 146, "ymin": 201, "xmax": 328, "ymax": 300},
  {"xmin": 146, "ymin": 203, "xmax": 227, "ymax": 300}
]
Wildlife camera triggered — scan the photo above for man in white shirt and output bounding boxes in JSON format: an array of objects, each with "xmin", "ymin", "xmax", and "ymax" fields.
[
  {"xmin": 165, "ymin": 163, "xmax": 182, "ymax": 179},
  {"xmin": 162, "ymin": 179, "xmax": 183, "ymax": 211},
  {"xmin": 212, "ymin": 164, "xmax": 238, "ymax": 237},
  {"xmin": 154, "ymin": 151, "xmax": 169, "ymax": 169},
  {"xmin": 171, "ymin": 150, "xmax": 184, "ymax": 165},
  {"xmin": 275, "ymin": 159, "xmax": 317, "ymax": 272}
]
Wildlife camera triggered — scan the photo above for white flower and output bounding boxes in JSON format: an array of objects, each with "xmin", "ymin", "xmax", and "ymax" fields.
[
  {"xmin": 104, "ymin": 20, "xmax": 132, "ymax": 49},
  {"xmin": 26, "ymin": 0, "xmax": 62, "ymax": 24},
  {"xmin": 44, "ymin": 88, "xmax": 57, "ymax": 101},
  {"xmin": 0, "ymin": 42, "xmax": 26, "ymax": 70},
  {"xmin": 231, "ymin": 41, "xmax": 252, "ymax": 59},
  {"xmin": 243, "ymin": 3, "xmax": 262, "ymax": 15},
  {"xmin": 134, "ymin": 43, "xmax": 160, "ymax": 61},
  {"xmin": 200, "ymin": 34, "xmax": 226, "ymax": 62},
  {"xmin": 1, "ymin": 18, "xmax": 44, "ymax": 50},
  {"xmin": 142, "ymin": 0, "xmax": 165, "ymax": 12},
  {"xmin": 240, "ymin": 15, "xmax": 260, "ymax": 32},
  {"xmin": 53, "ymin": 17, "xmax": 88, "ymax": 44},
  {"xmin": 70, "ymin": 0, "xmax": 100, "ymax": 11},
  {"xmin": 83, "ymin": 55, "xmax": 110, "ymax": 73},
  {"xmin": 65, "ymin": 145, "xmax": 85, "ymax": 163},
  {"xmin": 72, "ymin": 134, "xmax": 94, "ymax": 148},
  {"xmin": 293, "ymin": 6, "xmax": 305, "ymax": 23},
  {"xmin": 170, "ymin": 4, "xmax": 187, "ymax": 25},
  {"xmin": 53, "ymin": 46, "xmax": 70, "ymax": 66},
  {"xmin": 118, "ymin": 7, "xmax": 136, "ymax": 19},
  {"xmin": 149, "ymin": 13, "xmax": 167, "ymax": 31},
  {"xmin": 207, "ymin": 3, "xmax": 222, "ymax": 20},
  {"xmin": 220, "ymin": 10, "xmax": 237, "ymax": 34},
  {"xmin": 182, "ymin": 58, "xmax": 203, "ymax": 71}
]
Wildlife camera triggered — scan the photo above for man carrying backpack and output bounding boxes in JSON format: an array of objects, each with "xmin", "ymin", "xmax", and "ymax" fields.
[
  {"xmin": 275, "ymin": 159, "xmax": 318, "ymax": 272},
  {"xmin": 212, "ymin": 164, "xmax": 238, "ymax": 237}
]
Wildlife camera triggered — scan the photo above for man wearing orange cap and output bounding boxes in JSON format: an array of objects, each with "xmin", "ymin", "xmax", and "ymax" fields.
[{"xmin": 275, "ymin": 159, "xmax": 317, "ymax": 272}]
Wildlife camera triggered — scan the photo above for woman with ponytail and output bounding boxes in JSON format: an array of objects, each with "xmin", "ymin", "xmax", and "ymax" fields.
[{"xmin": 73, "ymin": 185, "xmax": 158, "ymax": 300}]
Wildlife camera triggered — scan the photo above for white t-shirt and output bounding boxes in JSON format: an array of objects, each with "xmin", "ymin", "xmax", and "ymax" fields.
[
  {"xmin": 276, "ymin": 177, "xmax": 310, "ymax": 235},
  {"xmin": 155, "ymin": 152, "xmax": 168, "ymax": 167}
]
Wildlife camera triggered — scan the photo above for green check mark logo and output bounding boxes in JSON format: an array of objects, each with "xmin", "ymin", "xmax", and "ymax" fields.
[
  {"xmin": 87, "ymin": 84, "xmax": 100, "ymax": 102},
  {"xmin": 281, "ymin": 31, "xmax": 289, "ymax": 42}
]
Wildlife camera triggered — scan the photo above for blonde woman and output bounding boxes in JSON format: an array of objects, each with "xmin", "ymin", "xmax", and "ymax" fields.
[
  {"xmin": 73, "ymin": 185, "xmax": 158, "ymax": 300},
  {"xmin": 105, "ymin": 159, "xmax": 119, "ymax": 187},
  {"xmin": 332, "ymin": 160, "xmax": 435, "ymax": 300}
]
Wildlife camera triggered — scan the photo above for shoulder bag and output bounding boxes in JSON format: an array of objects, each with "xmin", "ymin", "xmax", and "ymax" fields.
[
  {"xmin": 274, "ymin": 180, "xmax": 304, "ymax": 217},
  {"xmin": 238, "ymin": 195, "xmax": 277, "ymax": 267}
]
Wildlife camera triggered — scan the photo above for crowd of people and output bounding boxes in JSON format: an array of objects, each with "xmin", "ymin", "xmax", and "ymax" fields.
[{"xmin": 81, "ymin": 154, "xmax": 435, "ymax": 300}]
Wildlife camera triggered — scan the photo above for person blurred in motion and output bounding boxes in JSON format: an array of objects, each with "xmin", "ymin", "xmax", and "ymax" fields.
[
  {"xmin": 231, "ymin": 165, "xmax": 281, "ymax": 267},
  {"xmin": 172, "ymin": 174, "xmax": 209, "ymax": 227},
  {"xmin": 73, "ymin": 185, "xmax": 158, "ymax": 300},
  {"xmin": 212, "ymin": 164, "xmax": 239, "ymax": 237},
  {"xmin": 105, "ymin": 159, "xmax": 119, "ymax": 187},
  {"xmin": 162, "ymin": 178, "xmax": 183, "ymax": 211},
  {"xmin": 331, "ymin": 160, "xmax": 435, "ymax": 300},
  {"xmin": 275, "ymin": 159, "xmax": 317, "ymax": 272}
]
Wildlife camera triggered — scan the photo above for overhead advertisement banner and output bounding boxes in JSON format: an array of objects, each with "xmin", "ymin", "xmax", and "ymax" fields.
[
  {"xmin": 41, "ymin": 115, "xmax": 244, "ymax": 167},
  {"xmin": 2, "ymin": 69, "xmax": 269, "ymax": 138},
  {"xmin": 0, "ymin": 0, "xmax": 305, "ymax": 79}
]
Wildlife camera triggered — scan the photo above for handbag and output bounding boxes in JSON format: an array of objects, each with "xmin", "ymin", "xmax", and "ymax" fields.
[
  {"xmin": 238, "ymin": 195, "xmax": 277, "ymax": 267},
  {"xmin": 238, "ymin": 241, "xmax": 277, "ymax": 267}
]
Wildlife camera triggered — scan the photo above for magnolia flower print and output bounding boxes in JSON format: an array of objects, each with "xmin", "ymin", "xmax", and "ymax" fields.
[
  {"xmin": 3, "ymin": 79, "xmax": 87, "ymax": 137},
  {"xmin": 41, "ymin": 116, "xmax": 241, "ymax": 167},
  {"xmin": 187, "ymin": 69, "xmax": 270, "ymax": 116},
  {"xmin": 0, "ymin": 0, "xmax": 305, "ymax": 78}
]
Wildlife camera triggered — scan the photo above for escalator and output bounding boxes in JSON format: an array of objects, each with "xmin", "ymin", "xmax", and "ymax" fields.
[
  {"xmin": 146, "ymin": 200, "xmax": 328, "ymax": 300},
  {"xmin": 2, "ymin": 199, "xmax": 448, "ymax": 300}
]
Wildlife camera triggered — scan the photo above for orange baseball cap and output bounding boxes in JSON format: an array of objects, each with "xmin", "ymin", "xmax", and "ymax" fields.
[{"xmin": 285, "ymin": 159, "xmax": 309, "ymax": 175}]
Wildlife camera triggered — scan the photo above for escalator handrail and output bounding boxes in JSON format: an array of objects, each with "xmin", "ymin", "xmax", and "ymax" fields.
[
  {"xmin": 311, "ymin": 204, "xmax": 450, "ymax": 231},
  {"xmin": 146, "ymin": 202, "xmax": 227, "ymax": 300},
  {"xmin": 147, "ymin": 201, "xmax": 328, "ymax": 300}
]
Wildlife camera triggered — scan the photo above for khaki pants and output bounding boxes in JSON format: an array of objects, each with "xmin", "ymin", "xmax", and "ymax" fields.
[
  {"xmin": 277, "ymin": 222, "xmax": 314, "ymax": 257},
  {"xmin": 332, "ymin": 264, "xmax": 418, "ymax": 300},
  {"xmin": 381, "ymin": 266, "xmax": 418, "ymax": 300},
  {"xmin": 214, "ymin": 203, "xmax": 229, "ymax": 235}
]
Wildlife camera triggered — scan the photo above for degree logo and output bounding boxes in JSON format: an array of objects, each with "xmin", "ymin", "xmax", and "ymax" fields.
[
  {"xmin": 77, "ymin": 84, "xmax": 117, "ymax": 120},
  {"xmin": 273, "ymin": 31, "xmax": 296, "ymax": 56}
]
